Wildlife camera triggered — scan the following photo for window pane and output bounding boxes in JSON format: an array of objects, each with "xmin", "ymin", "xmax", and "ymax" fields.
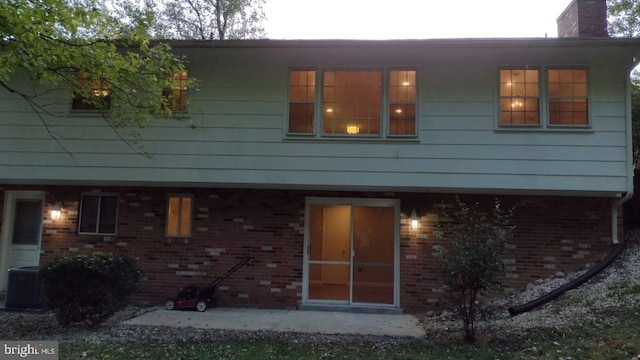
[
  {"xmin": 524, "ymin": 69, "xmax": 538, "ymax": 83},
  {"xmin": 389, "ymin": 70, "xmax": 416, "ymax": 102},
  {"xmin": 389, "ymin": 104, "xmax": 416, "ymax": 135},
  {"xmin": 79, "ymin": 195, "xmax": 99, "ymax": 233},
  {"xmin": 180, "ymin": 197, "xmax": 192, "ymax": 237},
  {"xmin": 167, "ymin": 196, "xmax": 180, "ymax": 236},
  {"xmin": 98, "ymin": 196, "xmax": 118, "ymax": 234},
  {"xmin": 525, "ymin": 83, "xmax": 539, "ymax": 96},
  {"xmin": 12, "ymin": 200, "xmax": 42, "ymax": 245},
  {"xmin": 288, "ymin": 103, "xmax": 314, "ymax": 133},
  {"xmin": 323, "ymin": 70, "xmax": 381, "ymax": 135},
  {"xmin": 289, "ymin": 70, "xmax": 316, "ymax": 134},
  {"xmin": 549, "ymin": 99, "xmax": 588, "ymax": 125}
]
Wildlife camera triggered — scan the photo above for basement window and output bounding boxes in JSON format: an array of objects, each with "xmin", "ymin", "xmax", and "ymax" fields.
[
  {"xmin": 78, "ymin": 194, "xmax": 118, "ymax": 235},
  {"xmin": 166, "ymin": 194, "xmax": 192, "ymax": 237}
]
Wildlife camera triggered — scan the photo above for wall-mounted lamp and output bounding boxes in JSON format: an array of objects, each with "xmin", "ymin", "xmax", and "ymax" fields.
[
  {"xmin": 50, "ymin": 202, "xmax": 62, "ymax": 221},
  {"xmin": 410, "ymin": 209, "xmax": 419, "ymax": 230}
]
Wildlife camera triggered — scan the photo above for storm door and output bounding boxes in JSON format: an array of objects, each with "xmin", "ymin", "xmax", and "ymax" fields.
[
  {"xmin": 0, "ymin": 191, "xmax": 45, "ymax": 291},
  {"xmin": 305, "ymin": 198, "xmax": 398, "ymax": 307}
]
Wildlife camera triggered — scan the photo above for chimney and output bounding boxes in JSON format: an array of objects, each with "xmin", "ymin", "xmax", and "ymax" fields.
[{"xmin": 557, "ymin": 0, "xmax": 608, "ymax": 38}]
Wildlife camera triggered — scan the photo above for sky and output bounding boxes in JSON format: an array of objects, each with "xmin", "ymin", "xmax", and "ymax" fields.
[{"xmin": 264, "ymin": 0, "xmax": 574, "ymax": 40}]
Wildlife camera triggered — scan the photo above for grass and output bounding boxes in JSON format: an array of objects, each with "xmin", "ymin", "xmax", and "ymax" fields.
[
  {"xmin": 59, "ymin": 307, "xmax": 640, "ymax": 360},
  {"xmin": 61, "ymin": 339, "xmax": 503, "ymax": 360}
]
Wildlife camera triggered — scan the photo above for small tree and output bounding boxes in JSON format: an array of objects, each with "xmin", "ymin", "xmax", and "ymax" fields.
[{"xmin": 435, "ymin": 197, "xmax": 515, "ymax": 343}]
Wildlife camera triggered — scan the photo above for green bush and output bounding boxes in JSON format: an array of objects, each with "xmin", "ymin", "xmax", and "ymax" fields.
[
  {"xmin": 435, "ymin": 197, "xmax": 515, "ymax": 343},
  {"xmin": 39, "ymin": 253, "xmax": 143, "ymax": 326}
]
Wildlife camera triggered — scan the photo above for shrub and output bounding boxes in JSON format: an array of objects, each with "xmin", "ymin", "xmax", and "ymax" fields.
[
  {"xmin": 435, "ymin": 196, "xmax": 515, "ymax": 343},
  {"xmin": 39, "ymin": 253, "xmax": 143, "ymax": 326}
]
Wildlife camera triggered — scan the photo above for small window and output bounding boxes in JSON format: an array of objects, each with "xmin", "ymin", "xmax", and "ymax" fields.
[
  {"xmin": 78, "ymin": 194, "xmax": 118, "ymax": 235},
  {"xmin": 72, "ymin": 73, "xmax": 111, "ymax": 111},
  {"xmin": 163, "ymin": 70, "xmax": 189, "ymax": 113},
  {"xmin": 288, "ymin": 69, "xmax": 316, "ymax": 134},
  {"xmin": 499, "ymin": 68, "xmax": 540, "ymax": 126},
  {"xmin": 166, "ymin": 195, "xmax": 192, "ymax": 237},
  {"xmin": 548, "ymin": 69, "xmax": 588, "ymax": 126},
  {"xmin": 388, "ymin": 70, "xmax": 417, "ymax": 136}
]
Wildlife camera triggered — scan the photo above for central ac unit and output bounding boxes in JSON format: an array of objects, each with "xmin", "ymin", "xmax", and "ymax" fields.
[{"xmin": 5, "ymin": 266, "xmax": 44, "ymax": 310}]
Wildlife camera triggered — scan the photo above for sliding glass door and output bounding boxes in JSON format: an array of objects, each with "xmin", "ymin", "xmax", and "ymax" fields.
[{"xmin": 305, "ymin": 198, "xmax": 398, "ymax": 306}]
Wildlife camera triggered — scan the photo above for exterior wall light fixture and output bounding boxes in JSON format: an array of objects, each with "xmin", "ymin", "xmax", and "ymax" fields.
[
  {"xmin": 50, "ymin": 202, "xmax": 63, "ymax": 221},
  {"xmin": 410, "ymin": 209, "xmax": 419, "ymax": 230}
]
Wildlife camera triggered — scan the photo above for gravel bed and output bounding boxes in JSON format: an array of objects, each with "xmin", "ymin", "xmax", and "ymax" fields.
[
  {"xmin": 421, "ymin": 234, "xmax": 640, "ymax": 342},
  {"xmin": 1, "ymin": 235, "xmax": 639, "ymax": 346}
]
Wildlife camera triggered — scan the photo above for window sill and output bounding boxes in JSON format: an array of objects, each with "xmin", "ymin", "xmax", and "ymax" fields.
[
  {"xmin": 78, "ymin": 232, "xmax": 117, "ymax": 236},
  {"xmin": 495, "ymin": 125, "xmax": 593, "ymax": 133},
  {"xmin": 69, "ymin": 110, "xmax": 106, "ymax": 117},
  {"xmin": 170, "ymin": 112, "xmax": 191, "ymax": 118},
  {"xmin": 284, "ymin": 135, "xmax": 420, "ymax": 143},
  {"xmin": 165, "ymin": 237, "xmax": 191, "ymax": 244}
]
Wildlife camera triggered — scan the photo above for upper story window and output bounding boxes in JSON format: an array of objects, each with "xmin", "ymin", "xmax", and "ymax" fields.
[
  {"xmin": 389, "ymin": 70, "xmax": 417, "ymax": 136},
  {"xmin": 288, "ymin": 68, "xmax": 417, "ymax": 138},
  {"xmin": 72, "ymin": 73, "xmax": 111, "ymax": 111},
  {"xmin": 163, "ymin": 70, "xmax": 189, "ymax": 113},
  {"xmin": 78, "ymin": 194, "xmax": 118, "ymax": 235},
  {"xmin": 498, "ymin": 67, "xmax": 589, "ymax": 129},
  {"xmin": 288, "ymin": 69, "xmax": 316, "ymax": 134}
]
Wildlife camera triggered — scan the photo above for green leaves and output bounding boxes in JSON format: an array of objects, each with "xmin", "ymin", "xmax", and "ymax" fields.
[
  {"xmin": 608, "ymin": 0, "xmax": 640, "ymax": 37},
  {"xmin": 1, "ymin": 0, "xmax": 195, "ymax": 154},
  {"xmin": 111, "ymin": 0, "xmax": 266, "ymax": 40},
  {"xmin": 435, "ymin": 196, "xmax": 515, "ymax": 342}
]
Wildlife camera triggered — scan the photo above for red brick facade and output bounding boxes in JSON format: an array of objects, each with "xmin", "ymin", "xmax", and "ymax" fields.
[
  {"xmin": 0, "ymin": 186, "xmax": 616, "ymax": 312},
  {"xmin": 557, "ymin": 0, "xmax": 608, "ymax": 38}
]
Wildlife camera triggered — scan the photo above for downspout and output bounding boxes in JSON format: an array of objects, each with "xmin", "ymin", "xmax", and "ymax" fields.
[
  {"xmin": 508, "ymin": 57, "xmax": 639, "ymax": 316},
  {"xmin": 611, "ymin": 58, "xmax": 638, "ymax": 244}
]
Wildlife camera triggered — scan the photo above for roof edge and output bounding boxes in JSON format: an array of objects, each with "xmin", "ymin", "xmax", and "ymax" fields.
[{"xmin": 161, "ymin": 37, "xmax": 640, "ymax": 49}]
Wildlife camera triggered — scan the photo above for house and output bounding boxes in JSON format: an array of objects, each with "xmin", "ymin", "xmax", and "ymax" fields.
[{"xmin": 1, "ymin": 0, "xmax": 639, "ymax": 313}]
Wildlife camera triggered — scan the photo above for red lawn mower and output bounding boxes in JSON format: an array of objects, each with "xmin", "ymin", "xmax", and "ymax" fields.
[{"xmin": 165, "ymin": 256, "xmax": 250, "ymax": 312}]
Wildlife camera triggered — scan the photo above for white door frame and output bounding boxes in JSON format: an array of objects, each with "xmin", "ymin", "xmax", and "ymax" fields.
[
  {"xmin": 302, "ymin": 196, "xmax": 400, "ymax": 308},
  {"xmin": 0, "ymin": 190, "xmax": 46, "ymax": 291}
]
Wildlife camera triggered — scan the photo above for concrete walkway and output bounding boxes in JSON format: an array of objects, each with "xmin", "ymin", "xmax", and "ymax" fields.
[{"xmin": 122, "ymin": 308, "xmax": 425, "ymax": 338}]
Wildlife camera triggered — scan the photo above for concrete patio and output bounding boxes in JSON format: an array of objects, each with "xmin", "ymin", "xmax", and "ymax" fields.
[{"xmin": 122, "ymin": 308, "xmax": 426, "ymax": 338}]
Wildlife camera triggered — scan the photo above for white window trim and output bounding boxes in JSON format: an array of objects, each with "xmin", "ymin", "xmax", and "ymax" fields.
[
  {"xmin": 286, "ymin": 67, "xmax": 419, "ymax": 140},
  {"xmin": 496, "ymin": 65, "xmax": 592, "ymax": 131}
]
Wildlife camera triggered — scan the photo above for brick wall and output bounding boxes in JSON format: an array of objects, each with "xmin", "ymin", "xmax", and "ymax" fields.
[
  {"xmin": 557, "ymin": 0, "xmax": 608, "ymax": 38},
  {"xmin": 0, "ymin": 186, "xmax": 616, "ymax": 312},
  {"xmin": 399, "ymin": 194, "xmax": 614, "ymax": 311},
  {"xmin": 36, "ymin": 187, "xmax": 307, "ymax": 309}
]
